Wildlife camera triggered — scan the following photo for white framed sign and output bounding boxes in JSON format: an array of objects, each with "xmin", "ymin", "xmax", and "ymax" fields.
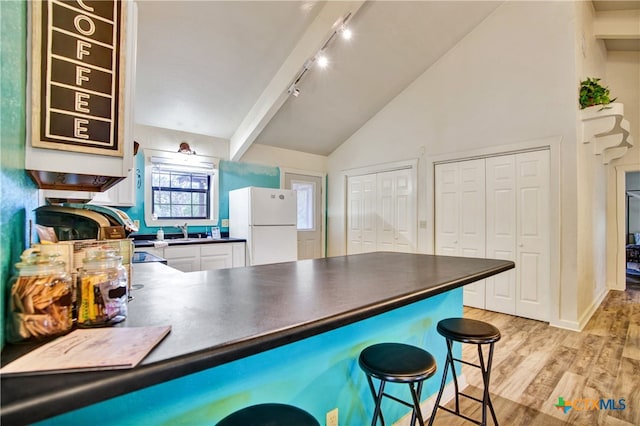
[{"xmin": 31, "ymin": 0, "xmax": 127, "ymax": 157}]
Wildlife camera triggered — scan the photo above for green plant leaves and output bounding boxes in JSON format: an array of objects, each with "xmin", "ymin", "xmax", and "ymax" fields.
[{"xmin": 579, "ymin": 77, "xmax": 616, "ymax": 110}]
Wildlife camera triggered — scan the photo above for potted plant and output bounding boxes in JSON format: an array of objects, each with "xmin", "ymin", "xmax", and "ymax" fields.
[{"xmin": 579, "ymin": 77, "xmax": 616, "ymax": 110}]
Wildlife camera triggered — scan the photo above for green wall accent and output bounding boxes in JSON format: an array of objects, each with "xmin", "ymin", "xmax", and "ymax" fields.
[
  {"xmin": 122, "ymin": 158, "xmax": 280, "ymax": 236},
  {"xmin": 0, "ymin": 0, "xmax": 39, "ymax": 349},
  {"xmin": 36, "ymin": 289, "xmax": 463, "ymax": 425},
  {"xmin": 218, "ymin": 160, "xmax": 280, "ymax": 232}
]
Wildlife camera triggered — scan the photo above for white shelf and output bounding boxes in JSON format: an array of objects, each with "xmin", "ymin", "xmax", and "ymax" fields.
[{"xmin": 581, "ymin": 102, "xmax": 633, "ymax": 164}]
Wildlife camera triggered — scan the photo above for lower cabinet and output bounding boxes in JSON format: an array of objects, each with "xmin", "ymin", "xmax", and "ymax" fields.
[{"xmin": 135, "ymin": 243, "xmax": 245, "ymax": 273}]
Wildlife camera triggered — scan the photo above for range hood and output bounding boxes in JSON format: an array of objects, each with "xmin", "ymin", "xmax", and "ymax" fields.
[{"xmin": 27, "ymin": 170, "xmax": 124, "ymax": 192}]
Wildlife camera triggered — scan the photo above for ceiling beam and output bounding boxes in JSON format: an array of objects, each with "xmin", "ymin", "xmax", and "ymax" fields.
[{"xmin": 229, "ymin": 0, "xmax": 366, "ymax": 161}]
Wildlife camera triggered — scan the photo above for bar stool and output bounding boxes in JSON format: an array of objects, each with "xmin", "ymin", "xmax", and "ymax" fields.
[
  {"xmin": 359, "ymin": 342, "xmax": 437, "ymax": 426},
  {"xmin": 429, "ymin": 318, "xmax": 501, "ymax": 426},
  {"xmin": 216, "ymin": 403, "xmax": 320, "ymax": 426}
]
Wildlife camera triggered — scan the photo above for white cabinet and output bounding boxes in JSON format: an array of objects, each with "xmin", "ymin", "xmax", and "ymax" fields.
[
  {"xmin": 435, "ymin": 150, "xmax": 550, "ymax": 321},
  {"xmin": 347, "ymin": 168, "xmax": 417, "ymax": 255},
  {"xmin": 90, "ymin": 168, "xmax": 137, "ymax": 207},
  {"xmin": 231, "ymin": 243, "xmax": 246, "ymax": 268},
  {"xmin": 135, "ymin": 242, "xmax": 246, "ymax": 273},
  {"xmin": 164, "ymin": 245, "xmax": 200, "ymax": 273},
  {"xmin": 200, "ymin": 244, "xmax": 233, "ymax": 270}
]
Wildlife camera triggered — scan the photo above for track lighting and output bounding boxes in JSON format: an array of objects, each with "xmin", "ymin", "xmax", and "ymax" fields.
[{"xmin": 286, "ymin": 12, "xmax": 353, "ymax": 98}]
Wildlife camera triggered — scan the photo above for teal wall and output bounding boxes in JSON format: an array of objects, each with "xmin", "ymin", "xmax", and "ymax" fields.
[
  {"xmin": 122, "ymin": 158, "xmax": 280, "ymax": 236},
  {"xmin": 37, "ymin": 289, "xmax": 463, "ymax": 425},
  {"xmin": 0, "ymin": 0, "xmax": 39, "ymax": 349}
]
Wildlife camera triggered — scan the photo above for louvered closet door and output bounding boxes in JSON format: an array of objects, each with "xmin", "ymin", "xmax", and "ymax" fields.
[
  {"xmin": 377, "ymin": 169, "xmax": 416, "ymax": 253},
  {"xmin": 347, "ymin": 175, "xmax": 377, "ymax": 254},
  {"xmin": 515, "ymin": 150, "xmax": 550, "ymax": 321},
  {"xmin": 435, "ymin": 159, "xmax": 486, "ymax": 308},
  {"xmin": 485, "ymin": 155, "xmax": 517, "ymax": 314}
]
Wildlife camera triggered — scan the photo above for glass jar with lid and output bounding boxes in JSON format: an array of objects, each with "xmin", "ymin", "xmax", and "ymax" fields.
[
  {"xmin": 77, "ymin": 248, "xmax": 128, "ymax": 327},
  {"xmin": 6, "ymin": 248, "xmax": 73, "ymax": 343}
]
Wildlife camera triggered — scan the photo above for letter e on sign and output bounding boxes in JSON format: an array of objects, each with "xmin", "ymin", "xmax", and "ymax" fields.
[
  {"xmin": 74, "ymin": 118, "xmax": 89, "ymax": 139},
  {"xmin": 75, "ymin": 92, "xmax": 90, "ymax": 113}
]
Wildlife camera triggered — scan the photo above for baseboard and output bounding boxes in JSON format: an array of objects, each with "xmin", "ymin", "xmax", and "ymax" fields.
[
  {"xmin": 577, "ymin": 287, "xmax": 608, "ymax": 330},
  {"xmin": 393, "ymin": 374, "xmax": 468, "ymax": 426},
  {"xmin": 549, "ymin": 287, "xmax": 608, "ymax": 332}
]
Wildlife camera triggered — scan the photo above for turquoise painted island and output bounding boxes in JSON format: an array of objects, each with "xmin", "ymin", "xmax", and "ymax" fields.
[{"xmin": 0, "ymin": 252, "xmax": 514, "ymax": 425}]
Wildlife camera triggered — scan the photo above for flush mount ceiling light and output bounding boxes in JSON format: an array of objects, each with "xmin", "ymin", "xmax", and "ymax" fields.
[{"xmin": 287, "ymin": 12, "xmax": 352, "ymax": 98}]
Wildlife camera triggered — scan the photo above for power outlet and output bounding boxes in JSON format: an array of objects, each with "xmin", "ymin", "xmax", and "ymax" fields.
[
  {"xmin": 221, "ymin": 219, "xmax": 229, "ymax": 227},
  {"xmin": 133, "ymin": 219, "xmax": 140, "ymax": 228},
  {"xmin": 326, "ymin": 408, "xmax": 338, "ymax": 426}
]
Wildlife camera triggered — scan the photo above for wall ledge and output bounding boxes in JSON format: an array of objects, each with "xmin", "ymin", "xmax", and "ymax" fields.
[{"xmin": 581, "ymin": 102, "xmax": 634, "ymax": 164}]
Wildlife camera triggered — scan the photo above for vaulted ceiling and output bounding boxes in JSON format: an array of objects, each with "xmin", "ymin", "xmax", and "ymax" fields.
[{"xmin": 134, "ymin": 1, "xmax": 640, "ymax": 159}]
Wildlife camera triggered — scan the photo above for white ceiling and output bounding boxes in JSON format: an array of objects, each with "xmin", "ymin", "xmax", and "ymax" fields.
[{"xmin": 134, "ymin": 1, "xmax": 639, "ymax": 158}]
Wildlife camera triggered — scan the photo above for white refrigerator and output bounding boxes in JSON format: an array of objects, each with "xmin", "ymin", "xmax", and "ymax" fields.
[{"xmin": 229, "ymin": 187, "xmax": 298, "ymax": 266}]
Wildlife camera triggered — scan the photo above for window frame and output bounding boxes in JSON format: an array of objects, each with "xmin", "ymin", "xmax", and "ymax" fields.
[{"xmin": 144, "ymin": 149, "xmax": 219, "ymax": 227}]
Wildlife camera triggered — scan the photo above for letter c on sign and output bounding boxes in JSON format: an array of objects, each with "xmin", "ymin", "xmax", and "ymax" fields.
[
  {"xmin": 74, "ymin": 15, "xmax": 95, "ymax": 36},
  {"xmin": 77, "ymin": 0, "xmax": 95, "ymax": 12}
]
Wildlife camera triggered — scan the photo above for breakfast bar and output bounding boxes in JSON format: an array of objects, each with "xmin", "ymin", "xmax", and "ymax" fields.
[{"xmin": 1, "ymin": 252, "xmax": 513, "ymax": 425}]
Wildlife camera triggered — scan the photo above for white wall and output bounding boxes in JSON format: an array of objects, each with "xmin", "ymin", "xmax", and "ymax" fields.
[
  {"xmin": 574, "ymin": 0, "xmax": 610, "ymax": 326},
  {"xmin": 134, "ymin": 124, "xmax": 229, "ymax": 159},
  {"xmin": 605, "ymin": 51, "xmax": 640, "ymax": 289},
  {"xmin": 327, "ymin": 1, "xmax": 579, "ymax": 326},
  {"xmin": 242, "ymin": 143, "xmax": 327, "ymax": 174}
]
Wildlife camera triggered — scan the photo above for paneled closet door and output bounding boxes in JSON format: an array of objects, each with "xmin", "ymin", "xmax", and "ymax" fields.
[
  {"xmin": 485, "ymin": 155, "xmax": 517, "ymax": 314},
  {"xmin": 515, "ymin": 150, "xmax": 550, "ymax": 321},
  {"xmin": 435, "ymin": 159, "xmax": 486, "ymax": 308},
  {"xmin": 376, "ymin": 169, "xmax": 416, "ymax": 253},
  {"xmin": 346, "ymin": 174, "xmax": 377, "ymax": 254},
  {"xmin": 459, "ymin": 160, "xmax": 487, "ymax": 308}
]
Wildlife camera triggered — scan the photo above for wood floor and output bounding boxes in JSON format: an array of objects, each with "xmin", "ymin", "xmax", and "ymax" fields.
[{"xmin": 430, "ymin": 289, "xmax": 640, "ymax": 426}]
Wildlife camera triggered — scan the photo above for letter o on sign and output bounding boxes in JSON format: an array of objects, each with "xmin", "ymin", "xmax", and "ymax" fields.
[{"xmin": 74, "ymin": 15, "xmax": 95, "ymax": 36}]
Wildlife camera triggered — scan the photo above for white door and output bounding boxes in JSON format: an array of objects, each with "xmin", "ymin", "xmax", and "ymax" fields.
[
  {"xmin": 435, "ymin": 163, "xmax": 460, "ymax": 257},
  {"xmin": 435, "ymin": 159, "xmax": 486, "ymax": 308},
  {"xmin": 284, "ymin": 173, "xmax": 323, "ymax": 260},
  {"xmin": 347, "ymin": 174, "xmax": 377, "ymax": 254},
  {"xmin": 376, "ymin": 169, "xmax": 416, "ymax": 253},
  {"xmin": 459, "ymin": 160, "xmax": 487, "ymax": 308},
  {"xmin": 485, "ymin": 155, "xmax": 517, "ymax": 314},
  {"xmin": 515, "ymin": 150, "xmax": 550, "ymax": 321}
]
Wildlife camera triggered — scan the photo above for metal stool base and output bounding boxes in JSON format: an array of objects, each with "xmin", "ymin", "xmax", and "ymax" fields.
[{"xmin": 429, "ymin": 319, "xmax": 500, "ymax": 426}]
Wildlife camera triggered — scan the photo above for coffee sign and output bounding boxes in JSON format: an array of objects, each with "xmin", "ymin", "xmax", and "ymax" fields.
[{"xmin": 31, "ymin": 0, "xmax": 126, "ymax": 157}]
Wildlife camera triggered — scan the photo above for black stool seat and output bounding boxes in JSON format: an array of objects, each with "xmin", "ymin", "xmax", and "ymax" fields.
[
  {"xmin": 359, "ymin": 343, "xmax": 437, "ymax": 426},
  {"xmin": 359, "ymin": 343, "xmax": 437, "ymax": 382},
  {"xmin": 216, "ymin": 403, "xmax": 320, "ymax": 426},
  {"xmin": 437, "ymin": 318, "xmax": 501, "ymax": 344}
]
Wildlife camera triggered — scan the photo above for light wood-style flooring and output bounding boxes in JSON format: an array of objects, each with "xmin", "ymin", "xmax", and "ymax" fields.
[{"xmin": 430, "ymin": 289, "xmax": 640, "ymax": 425}]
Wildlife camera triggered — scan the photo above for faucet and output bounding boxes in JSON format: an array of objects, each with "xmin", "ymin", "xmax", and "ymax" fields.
[{"xmin": 176, "ymin": 222, "xmax": 188, "ymax": 239}]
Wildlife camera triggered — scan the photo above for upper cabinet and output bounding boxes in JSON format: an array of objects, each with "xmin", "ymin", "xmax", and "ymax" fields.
[
  {"xmin": 25, "ymin": 0, "xmax": 138, "ymax": 192},
  {"xmin": 89, "ymin": 166, "xmax": 137, "ymax": 207}
]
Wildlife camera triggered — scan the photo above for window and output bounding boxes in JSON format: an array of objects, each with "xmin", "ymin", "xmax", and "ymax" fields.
[
  {"xmin": 151, "ymin": 170, "xmax": 210, "ymax": 219},
  {"xmin": 292, "ymin": 181, "xmax": 314, "ymax": 230},
  {"xmin": 144, "ymin": 149, "xmax": 219, "ymax": 227}
]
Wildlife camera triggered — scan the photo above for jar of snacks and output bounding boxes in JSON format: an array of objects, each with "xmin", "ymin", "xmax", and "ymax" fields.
[
  {"xmin": 7, "ymin": 248, "xmax": 73, "ymax": 343},
  {"xmin": 77, "ymin": 248, "xmax": 128, "ymax": 327}
]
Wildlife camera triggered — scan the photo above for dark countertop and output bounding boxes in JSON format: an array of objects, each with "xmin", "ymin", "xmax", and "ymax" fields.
[
  {"xmin": 132, "ymin": 236, "xmax": 245, "ymax": 248},
  {"xmin": 0, "ymin": 252, "xmax": 514, "ymax": 425}
]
